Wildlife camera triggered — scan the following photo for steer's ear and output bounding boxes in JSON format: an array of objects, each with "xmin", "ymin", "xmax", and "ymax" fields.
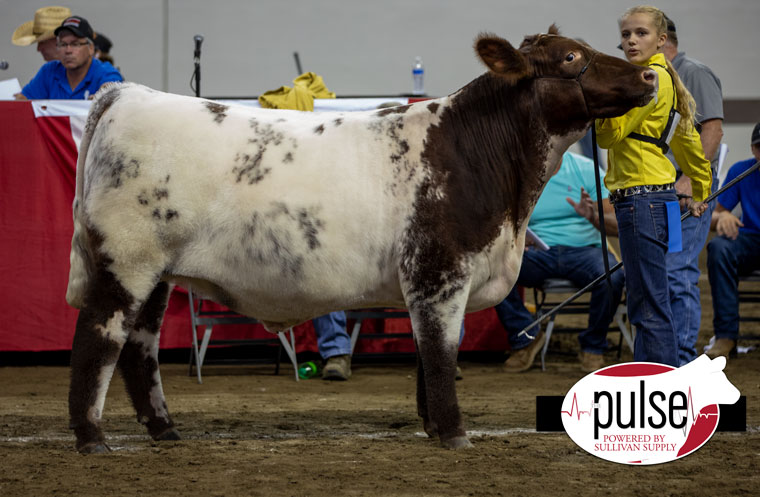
[{"xmin": 475, "ymin": 33, "xmax": 531, "ymax": 84}]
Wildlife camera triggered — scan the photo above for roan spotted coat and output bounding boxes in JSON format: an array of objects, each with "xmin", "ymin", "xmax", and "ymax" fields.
[{"xmin": 66, "ymin": 27, "xmax": 657, "ymax": 453}]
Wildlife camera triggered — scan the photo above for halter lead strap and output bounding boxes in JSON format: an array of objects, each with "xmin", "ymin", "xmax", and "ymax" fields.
[
  {"xmin": 575, "ymin": 53, "xmax": 595, "ymax": 82},
  {"xmin": 573, "ymin": 52, "xmax": 597, "ymax": 118}
]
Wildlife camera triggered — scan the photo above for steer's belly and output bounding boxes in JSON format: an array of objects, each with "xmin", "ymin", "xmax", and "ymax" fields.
[{"xmin": 167, "ymin": 249, "xmax": 408, "ymax": 323}]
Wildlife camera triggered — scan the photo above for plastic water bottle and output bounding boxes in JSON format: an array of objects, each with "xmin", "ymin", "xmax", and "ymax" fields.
[
  {"xmin": 412, "ymin": 56, "xmax": 425, "ymax": 96},
  {"xmin": 297, "ymin": 361, "xmax": 320, "ymax": 379}
]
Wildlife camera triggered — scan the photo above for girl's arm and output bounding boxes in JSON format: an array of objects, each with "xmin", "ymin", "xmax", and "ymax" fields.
[
  {"xmin": 670, "ymin": 125, "xmax": 712, "ymax": 202},
  {"xmin": 595, "ymin": 97, "xmax": 656, "ymax": 148}
]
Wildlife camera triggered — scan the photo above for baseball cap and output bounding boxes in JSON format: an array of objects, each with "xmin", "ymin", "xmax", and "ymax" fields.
[
  {"xmin": 664, "ymin": 14, "xmax": 678, "ymax": 44},
  {"xmin": 93, "ymin": 33, "xmax": 112, "ymax": 54},
  {"xmin": 54, "ymin": 16, "xmax": 94, "ymax": 42},
  {"xmin": 752, "ymin": 123, "xmax": 760, "ymax": 146},
  {"xmin": 664, "ymin": 15, "xmax": 676, "ymax": 33}
]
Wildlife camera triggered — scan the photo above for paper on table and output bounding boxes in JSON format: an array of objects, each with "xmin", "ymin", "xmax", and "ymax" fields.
[
  {"xmin": 526, "ymin": 227, "xmax": 550, "ymax": 251},
  {"xmin": 0, "ymin": 78, "xmax": 22, "ymax": 100}
]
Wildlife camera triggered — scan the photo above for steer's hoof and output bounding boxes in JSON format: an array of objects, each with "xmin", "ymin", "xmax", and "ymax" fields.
[
  {"xmin": 154, "ymin": 428, "xmax": 181, "ymax": 441},
  {"xmin": 78, "ymin": 442, "xmax": 112, "ymax": 454},
  {"xmin": 440, "ymin": 435, "xmax": 473, "ymax": 450},
  {"xmin": 423, "ymin": 419, "xmax": 438, "ymax": 438}
]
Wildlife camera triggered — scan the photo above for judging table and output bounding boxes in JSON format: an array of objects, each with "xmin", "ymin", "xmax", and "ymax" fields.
[{"xmin": 0, "ymin": 99, "xmax": 509, "ymax": 354}]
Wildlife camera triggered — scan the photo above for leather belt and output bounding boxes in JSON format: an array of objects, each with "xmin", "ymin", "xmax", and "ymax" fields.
[{"xmin": 609, "ymin": 183, "xmax": 675, "ymax": 204}]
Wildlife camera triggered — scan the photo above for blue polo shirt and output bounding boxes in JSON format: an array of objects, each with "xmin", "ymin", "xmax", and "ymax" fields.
[
  {"xmin": 718, "ymin": 158, "xmax": 760, "ymax": 235},
  {"xmin": 21, "ymin": 59, "xmax": 123, "ymax": 100},
  {"xmin": 528, "ymin": 151, "xmax": 610, "ymax": 248}
]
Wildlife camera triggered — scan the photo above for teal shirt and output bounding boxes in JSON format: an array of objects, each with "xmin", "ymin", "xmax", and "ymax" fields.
[{"xmin": 528, "ymin": 152, "xmax": 609, "ymax": 248}]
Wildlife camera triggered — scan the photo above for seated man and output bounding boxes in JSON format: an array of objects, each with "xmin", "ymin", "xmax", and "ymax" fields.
[
  {"xmin": 705, "ymin": 123, "xmax": 760, "ymax": 359},
  {"xmin": 93, "ymin": 32, "xmax": 115, "ymax": 67},
  {"xmin": 313, "ymin": 312, "xmax": 466, "ymax": 381},
  {"xmin": 16, "ymin": 15, "xmax": 122, "ymax": 100},
  {"xmin": 495, "ymin": 151, "xmax": 624, "ymax": 373}
]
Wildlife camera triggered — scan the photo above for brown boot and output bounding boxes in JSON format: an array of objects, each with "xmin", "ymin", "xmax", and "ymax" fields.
[
  {"xmin": 322, "ymin": 354, "xmax": 352, "ymax": 380},
  {"xmin": 578, "ymin": 351, "xmax": 605, "ymax": 373},
  {"xmin": 705, "ymin": 338, "xmax": 737, "ymax": 359},
  {"xmin": 504, "ymin": 331, "xmax": 546, "ymax": 373}
]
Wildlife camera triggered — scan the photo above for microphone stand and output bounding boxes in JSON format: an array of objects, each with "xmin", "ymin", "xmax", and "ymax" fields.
[
  {"xmin": 193, "ymin": 35, "xmax": 203, "ymax": 98},
  {"xmin": 194, "ymin": 58, "xmax": 200, "ymax": 98}
]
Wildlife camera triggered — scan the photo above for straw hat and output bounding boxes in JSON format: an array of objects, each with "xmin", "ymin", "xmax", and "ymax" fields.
[{"xmin": 12, "ymin": 6, "xmax": 72, "ymax": 46}]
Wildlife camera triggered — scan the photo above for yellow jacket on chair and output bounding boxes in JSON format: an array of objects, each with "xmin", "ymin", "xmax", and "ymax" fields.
[{"xmin": 258, "ymin": 72, "xmax": 336, "ymax": 112}]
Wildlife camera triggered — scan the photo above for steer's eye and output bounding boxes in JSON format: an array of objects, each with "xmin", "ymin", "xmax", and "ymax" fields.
[{"xmin": 565, "ymin": 53, "xmax": 575, "ymax": 62}]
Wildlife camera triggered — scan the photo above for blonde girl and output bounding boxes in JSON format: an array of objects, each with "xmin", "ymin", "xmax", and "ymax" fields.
[{"xmin": 595, "ymin": 5, "xmax": 712, "ymax": 366}]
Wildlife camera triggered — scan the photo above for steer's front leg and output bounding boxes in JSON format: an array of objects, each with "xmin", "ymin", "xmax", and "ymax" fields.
[{"xmin": 408, "ymin": 296, "xmax": 472, "ymax": 449}]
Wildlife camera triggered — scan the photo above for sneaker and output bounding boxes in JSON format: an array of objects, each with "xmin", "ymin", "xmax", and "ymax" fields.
[
  {"xmin": 705, "ymin": 338, "xmax": 737, "ymax": 359},
  {"xmin": 322, "ymin": 354, "xmax": 352, "ymax": 381},
  {"xmin": 578, "ymin": 351, "xmax": 605, "ymax": 373},
  {"xmin": 504, "ymin": 331, "xmax": 546, "ymax": 373},
  {"xmin": 455, "ymin": 365, "xmax": 463, "ymax": 381}
]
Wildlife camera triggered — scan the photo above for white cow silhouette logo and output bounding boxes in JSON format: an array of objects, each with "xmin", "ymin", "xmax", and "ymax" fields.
[{"xmin": 561, "ymin": 355, "xmax": 740, "ymax": 465}]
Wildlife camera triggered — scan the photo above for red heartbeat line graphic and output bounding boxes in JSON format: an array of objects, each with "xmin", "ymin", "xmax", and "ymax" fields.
[
  {"xmin": 561, "ymin": 392, "xmax": 594, "ymax": 419},
  {"xmin": 681, "ymin": 386, "xmax": 719, "ymax": 436}
]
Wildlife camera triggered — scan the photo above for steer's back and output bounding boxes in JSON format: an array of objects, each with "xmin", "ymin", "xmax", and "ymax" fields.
[{"xmin": 69, "ymin": 83, "xmax": 446, "ymax": 324}]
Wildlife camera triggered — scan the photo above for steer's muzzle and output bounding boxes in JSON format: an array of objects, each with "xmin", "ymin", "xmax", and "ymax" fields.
[
  {"xmin": 642, "ymin": 69, "xmax": 657, "ymax": 84},
  {"xmin": 642, "ymin": 69, "xmax": 658, "ymax": 93}
]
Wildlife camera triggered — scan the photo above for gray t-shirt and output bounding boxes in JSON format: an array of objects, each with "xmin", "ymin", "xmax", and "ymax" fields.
[{"xmin": 668, "ymin": 51, "xmax": 724, "ymax": 171}]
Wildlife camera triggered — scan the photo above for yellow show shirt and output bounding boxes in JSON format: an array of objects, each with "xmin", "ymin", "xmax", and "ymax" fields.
[{"xmin": 595, "ymin": 53, "xmax": 712, "ymax": 201}]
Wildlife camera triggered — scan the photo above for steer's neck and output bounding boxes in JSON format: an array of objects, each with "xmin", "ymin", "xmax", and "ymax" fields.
[{"xmin": 433, "ymin": 73, "xmax": 551, "ymax": 232}]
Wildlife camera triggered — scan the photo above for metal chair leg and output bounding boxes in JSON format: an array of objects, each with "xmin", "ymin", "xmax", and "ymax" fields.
[{"xmin": 540, "ymin": 317, "xmax": 556, "ymax": 371}]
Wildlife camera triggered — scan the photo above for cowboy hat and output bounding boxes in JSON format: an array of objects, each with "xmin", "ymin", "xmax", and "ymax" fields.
[{"xmin": 12, "ymin": 6, "xmax": 72, "ymax": 46}]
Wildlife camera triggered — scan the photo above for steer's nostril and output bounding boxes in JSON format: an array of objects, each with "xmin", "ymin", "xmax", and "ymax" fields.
[{"xmin": 642, "ymin": 70, "xmax": 656, "ymax": 83}]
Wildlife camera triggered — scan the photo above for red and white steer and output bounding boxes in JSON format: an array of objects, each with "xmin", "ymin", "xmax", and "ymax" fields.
[{"xmin": 66, "ymin": 27, "xmax": 657, "ymax": 453}]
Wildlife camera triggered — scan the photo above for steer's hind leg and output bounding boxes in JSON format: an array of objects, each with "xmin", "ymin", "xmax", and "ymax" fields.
[
  {"xmin": 409, "ymin": 297, "xmax": 472, "ymax": 449},
  {"xmin": 69, "ymin": 270, "xmax": 142, "ymax": 454},
  {"xmin": 117, "ymin": 282, "xmax": 179, "ymax": 442}
]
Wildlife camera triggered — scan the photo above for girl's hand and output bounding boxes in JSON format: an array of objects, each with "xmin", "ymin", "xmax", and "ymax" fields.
[
  {"xmin": 675, "ymin": 175, "xmax": 693, "ymax": 210},
  {"xmin": 687, "ymin": 200, "xmax": 707, "ymax": 218}
]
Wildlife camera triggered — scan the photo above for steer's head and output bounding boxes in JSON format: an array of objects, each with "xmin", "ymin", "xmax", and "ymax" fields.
[{"xmin": 475, "ymin": 25, "xmax": 657, "ymax": 120}]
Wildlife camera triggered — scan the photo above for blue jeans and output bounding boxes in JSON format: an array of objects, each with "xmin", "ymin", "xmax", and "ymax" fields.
[
  {"xmin": 667, "ymin": 171, "xmax": 718, "ymax": 366},
  {"xmin": 494, "ymin": 246, "xmax": 625, "ymax": 354},
  {"xmin": 614, "ymin": 190, "xmax": 679, "ymax": 366},
  {"xmin": 707, "ymin": 232, "xmax": 760, "ymax": 340},
  {"xmin": 313, "ymin": 311, "xmax": 465, "ymax": 359},
  {"xmin": 313, "ymin": 311, "xmax": 351, "ymax": 360}
]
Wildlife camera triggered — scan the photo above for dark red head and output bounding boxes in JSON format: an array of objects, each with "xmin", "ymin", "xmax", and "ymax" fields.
[{"xmin": 475, "ymin": 25, "xmax": 657, "ymax": 119}]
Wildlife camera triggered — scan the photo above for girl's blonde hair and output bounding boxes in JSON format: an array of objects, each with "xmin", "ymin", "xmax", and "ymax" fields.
[{"xmin": 620, "ymin": 5, "xmax": 696, "ymax": 134}]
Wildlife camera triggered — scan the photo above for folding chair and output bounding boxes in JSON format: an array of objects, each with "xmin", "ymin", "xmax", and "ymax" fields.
[
  {"xmin": 186, "ymin": 288, "xmax": 300, "ymax": 383},
  {"xmin": 738, "ymin": 269, "xmax": 760, "ymax": 340},
  {"xmin": 346, "ymin": 308, "xmax": 413, "ymax": 356},
  {"xmin": 533, "ymin": 278, "xmax": 634, "ymax": 371}
]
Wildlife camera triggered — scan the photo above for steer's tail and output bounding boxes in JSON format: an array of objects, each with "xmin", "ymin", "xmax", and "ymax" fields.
[{"xmin": 66, "ymin": 83, "xmax": 123, "ymax": 308}]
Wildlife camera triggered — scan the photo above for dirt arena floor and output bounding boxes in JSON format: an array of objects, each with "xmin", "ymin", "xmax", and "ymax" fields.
[{"xmin": 1, "ymin": 280, "xmax": 758, "ymax": 496}]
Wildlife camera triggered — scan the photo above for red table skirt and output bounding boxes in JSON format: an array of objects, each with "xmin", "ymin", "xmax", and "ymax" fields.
[{"xmin": 0, "ymin": 101, "xmax": 509, "ymax": 354}]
